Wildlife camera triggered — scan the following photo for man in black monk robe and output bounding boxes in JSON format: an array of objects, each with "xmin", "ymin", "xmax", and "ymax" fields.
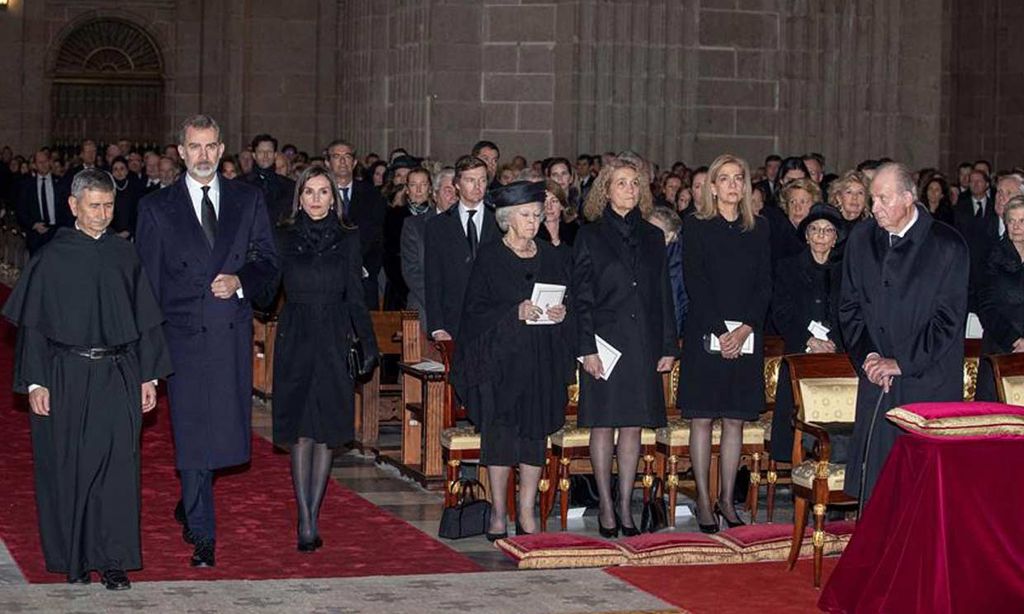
[{"xmin": 3, "ymin": 169, "xmax": 172, "ymax": 589}]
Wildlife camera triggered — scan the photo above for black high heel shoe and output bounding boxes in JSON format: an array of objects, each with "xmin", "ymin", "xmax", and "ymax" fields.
[
  {"xmin": 597, "ymin": 516, "xmax": 619, "ymax": 539},
  {"xmin": 485, "ymin": 526, "xmax": 508, "ymax": 542},
  {"xmin": 695, "ymin": 505, "xmax": 720, "ymax": 534},
  {"xmin": 515, "ymin": 521, "xmax": 536, "ymax": 536},
  {"xmin": 616, "ymin": 511, "xmax": 640, "ymax": 537},
  {"xmin": 714, "ymin": 502, "xmax": 746, "ymax": 529}
]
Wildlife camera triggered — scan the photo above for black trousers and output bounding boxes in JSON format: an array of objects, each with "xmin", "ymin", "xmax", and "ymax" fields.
[{"xmin": 180, "ymin": 469, "xmax": 215, "ymax": 540}]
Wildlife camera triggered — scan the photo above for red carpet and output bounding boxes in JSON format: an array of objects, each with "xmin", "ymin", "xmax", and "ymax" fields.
[
  {"xmin": 608, "ymin": 558, "xmax": 837, "ymax": 614},
  {"xmin": 0, "ymin": 298, "xmax": 481, "ymax": 582}
]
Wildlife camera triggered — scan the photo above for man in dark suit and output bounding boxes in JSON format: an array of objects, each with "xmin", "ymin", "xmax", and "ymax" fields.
[
  {"xmin": 424, "ymin": 155, "xmax": 499, "ymax": 340},
  {"xmin": 141, "ymin": 150, "xmax": 164, "ymax": 194},
  {"xmin": 840, "ymin": 162, "xmax": 968, "ymax": 503},
  {"xmin": 135, "ymin": 114, "xmax": 279, "ymax": 568},
  {"xmin": 17, "ymin": 149, "xmax": 72, "ymax": 254},
  {"xmin": 472, "ymin": 140, "xmax": 502, "ymax": 191},
  {"xmin": 954, "ymin": 168, "xmax": 997, "ymax": 311},
  {"xmin": 241, "ymin": 133, "xmax": 295, "ymax": 227},
  {"xmin": 326, "ymin": 138, "xmax": 385, "ymax": 309}
]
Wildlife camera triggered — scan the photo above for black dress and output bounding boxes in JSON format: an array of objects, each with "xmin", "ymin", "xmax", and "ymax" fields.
[
  {"xmin": 271, "ymin": 213, "xmax": 379, "ymax": 448},
  {"xmin": 452, "ymin": 240, "xmax": 573, "ymax": 466},
  {"xmin": 677, "ymin": 213, "xmax": 772, "ymax": 420},
  {"xmin": 537, "ymin": 219, "xmax": 578, "ymax": 248},
  {"xmin": 976, "ymin": 237, "xmax": 1024, "ymax": 401},
  {"xmin": 572, "ymin": 207, "xmax": 677, "ymax": 428},
  {"xmin": 769, "ymin": 249, "xmax": 844, "ymax": 461}
]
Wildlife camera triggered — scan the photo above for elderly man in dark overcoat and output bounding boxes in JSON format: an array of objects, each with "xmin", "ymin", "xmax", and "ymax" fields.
[
  {"xmin": 839, "ymin": 162, "xmax": 968, "ymax": 502},
  {"xmin": 135, "ymin": 114, "xmax": 279, "ymax": 568}
]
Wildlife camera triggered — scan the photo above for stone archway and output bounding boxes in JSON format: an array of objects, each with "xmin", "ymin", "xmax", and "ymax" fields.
[{"xmin": 50, "ymin": 17, "xmax": 165, "ymax": 152}]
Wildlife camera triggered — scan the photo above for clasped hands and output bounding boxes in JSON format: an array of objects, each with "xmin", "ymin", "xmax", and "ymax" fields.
[
  {"xmin": 863, "ymin": 353, "xmax": 901, "ymax": 393},
  {"xmin": 210, "ymin": 273, "xmax": 241, "ymax": 299},
  {"xmin": 28, "ymin": 382, "xmax": 157, "ymax": 416},
  {"xmin": 719, "ymin": 324, "xmax": 753, "ymax": 360},
  {"xmin": 806, "ymin": 337, "xmax": 837, "ymax": 354},
  {"xmin": 518, "ymin": 300, "xmax": 566, "ymax": 323},
  {"xmin": 581, "ymin": 353, "xmax": 675, "ymax": 379}
]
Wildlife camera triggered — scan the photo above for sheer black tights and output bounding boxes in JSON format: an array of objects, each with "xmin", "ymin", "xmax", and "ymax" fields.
[
  {"xmin": 590, "ymin": 427, "xmax": 641, "ymax": 529},
  {"xmin": 290, "ymin": 437, "xmax": 334, "ymax": 542}
]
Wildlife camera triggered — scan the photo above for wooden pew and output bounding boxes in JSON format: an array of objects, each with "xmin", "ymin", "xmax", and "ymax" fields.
[{"xmin": 353, "ymin": 311, "xmax": 404, "ymax": 451}]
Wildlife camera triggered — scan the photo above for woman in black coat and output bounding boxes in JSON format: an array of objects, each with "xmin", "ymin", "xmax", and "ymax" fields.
[
  {"xmin": 452, "ymin": 181, "xmax": 574, "ymax": 539},
  {"xmin": 677, "ymin": 154, "xmax": 772, "ymax": 532},
  {"xmin": 769, "ymin": 204, "xmax": 845, "ymax": 463},
  {"xmin": 573, "ymin": 157, "xmax": 677, "ymax": 537},
  {"xmin": 536, "ymin": 179, "xmax": 579, "ymax": 248},
  {"xmin": 271, "ymin": 166, "xmax": 380, "ymax": 551},
  {"xmin": 110, "ymin": 156, "xmax": 142, "ymax": 240},
  {"xmin": 977, "ymin": 196, "xmax": 1024, "ymax": 401}
]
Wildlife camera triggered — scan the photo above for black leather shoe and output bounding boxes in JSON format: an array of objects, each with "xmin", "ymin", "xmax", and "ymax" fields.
[
  {"xmin": 617, "ymin": 512, "xmax": 640, "ymax": 537},
  {"xmin": 100, "ymin": 569, "xmax": 131, "ymax": 591},
  {"xmin": 190, "ymin": 539, "xmax": 215, "ymax": 568},
  {"xmin": 485, "ymin": 530, "xmax": 508, "ymax": 542},
  {"xmin": 313, "ymin": 536, "xmax": 324, "ymax": 550},
  {"xmin": 67, "ymin": 572, "xmax": 91, "ymax": 585},
  {"xmin": 714, "ymin": 502, "xmax": 746, "ymax": 529},
  {"xmin": 297, "ymin": 539, "xmax": 317, "ymax": 553},
  {"xmin": 597, "ymin": 518, "xmax": 619, "ymax": 539}
]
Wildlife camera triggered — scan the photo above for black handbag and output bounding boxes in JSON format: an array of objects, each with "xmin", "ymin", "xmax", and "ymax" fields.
[
  {"xmin": 640, "ymin": 478, "xmax": 669, "ymax": 533},
  {"xmin": 438, "ymin": 479, "xmax": 492, "ymax": 540},
  {"xmin": 347, "ymin": 335, "xmax": 378, "ymax": 382}
]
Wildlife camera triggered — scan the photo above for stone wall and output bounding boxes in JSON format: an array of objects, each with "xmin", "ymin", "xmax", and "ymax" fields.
[{"xmin": 0, "ymin": 0, "xmax": 1021, "ymax": 172}]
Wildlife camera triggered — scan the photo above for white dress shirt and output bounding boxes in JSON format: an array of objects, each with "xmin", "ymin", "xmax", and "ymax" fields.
[
  {"xmin": 458, "ymin": 201, "xmax": 484, "ymax": 241},
  {"xmin": 184, "ymin": 173, "xmax": 244, "ymax": 298},
  {"xmin": 36, "ymin": 174, "xmax": 55, "ymax": 223}
]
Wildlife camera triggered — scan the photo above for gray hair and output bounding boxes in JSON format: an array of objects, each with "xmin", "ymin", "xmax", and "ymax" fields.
[
  {"xmin": 432, "ymin": 166, "xmax": 455, "ymax": 192},
  {"xmin": 648, "ymin": 205, "xmax": 682, "ymax": 236},
  {"xmin": 998, "ymin": 172, "xmax": 1024, "ymax": 194},
  {"xmin": 70, "ymin": 168, "xmax": 115, "ymax": 200},
  {"xmin": 875, "ymin": 162, "xmax": 916, "ymax": 198},
  {"xmin": 1004, "ymin": 195, "xmax": 1024, "ymax": 227},
  {"xmin": 495, "ymin": 202, "xmax": 542, "ymax": 233},
  {"xmin": 177, "ymin": 114, "xmax": 221, "ymax": 145}
]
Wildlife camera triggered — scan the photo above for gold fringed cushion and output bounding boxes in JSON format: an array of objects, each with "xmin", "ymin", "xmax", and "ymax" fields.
[
  {"xmin": 656, "ymin": 419, "xmax": 766, "ymax": 447},
  {"xmin": 716, "ymin": 523, "xmax": 812, "ymax": 562},
  {"xmin": 550, "ymin": 427, "xmax": 656, "ymax": 448},
  {"xmin": 618, "ymin": 532, "xmax": 740, "ymax": 566},
  {"xmin": 495, "ymin": 534, "xmax": 627, "ymax": 569},
  {"xmin": 886, "ymin": 402, "xmax": 1024, "ymax": 439},
  {"xmin": 798, "ymin": 377, "xmax": 859, "ymax": 423},
  {"xmin": 792, "ymin": 460, "xmax": 846, "ymax": 490},
  {"xmin": 440, "ymin": 426, "xmax": 481, "ymax": 451}
]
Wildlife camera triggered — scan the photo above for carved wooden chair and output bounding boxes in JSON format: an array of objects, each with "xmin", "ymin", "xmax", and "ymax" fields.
[
  {"xmin": 963, "ymin": 339, "xmax": 981, "ymax": 401},
  {"xmin": 988, "ymin": 352, "xmax": 1024, "ymax": 405},
  {"xmin": 784, "ymin": 353, "xmax": 859, "ymax": 588},
  {"xmin": 545, "ymin": 365, "xmax": 663, "ymax": 531}
]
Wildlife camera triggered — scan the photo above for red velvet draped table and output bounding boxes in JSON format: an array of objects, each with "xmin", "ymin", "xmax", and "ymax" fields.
[{"xmin": 819, "ymin": 432, "xmax": 1024, "ymax": 612}]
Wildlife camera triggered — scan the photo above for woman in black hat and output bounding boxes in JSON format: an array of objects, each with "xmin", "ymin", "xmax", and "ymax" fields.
[
  {"xmin": 769, "ymin": 202, "xmax": 845, "ymax": 464},
  {"xmin": 451, "ymin": 180, "xmax": 575, "ymax": 540}
]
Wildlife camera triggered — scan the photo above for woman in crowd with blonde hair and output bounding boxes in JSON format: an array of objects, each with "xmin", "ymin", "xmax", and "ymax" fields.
[
  {"xmin": 829, "ymin": 170, "xmax": 872, "ymax": 235},
  {"xmin": 676, "ymin": 154, "xmax": 772, "ymax": 533}
]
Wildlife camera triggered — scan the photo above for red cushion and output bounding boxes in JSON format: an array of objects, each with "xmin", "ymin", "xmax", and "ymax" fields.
[
  {"xmin": 714, "ymin": 523, "xmax": 810, "ymax": 549},
  {"xmin": 887, "ymin": 402, "xmax": 1024, "ymax": 439},
  {"xmin": 495, "ymin": 533, "xmax": 627, "ymax": 569}
]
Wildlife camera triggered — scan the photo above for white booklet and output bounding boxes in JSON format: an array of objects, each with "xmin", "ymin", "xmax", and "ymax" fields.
[
  {"xmin": 410, "ymin": 360, "xmax": 446, "ymax": 372},
  {"xmin": 709, "ymin": 320, "xmax": 754, "ymax": 355},
  {"xmin": 965, "ymin": 312, "xmax": 984, "ymax": 339},
  {"xmin": 527, "ymin": 283, "xmax": 567, "ymax": 325},
  {"xmin": 577, "ymin": 334, "xmax": 622, "ymax": 380},
  {"xmin": 808, "ymin": 320, "xmax": 831, "ymax": 341}
]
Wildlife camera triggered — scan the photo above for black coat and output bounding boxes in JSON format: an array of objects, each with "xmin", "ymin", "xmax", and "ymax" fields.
[
  {"xmin": 111, "ymin": 178, "xmax": 143, "ymax": 239},
  {"xmin": 344, "ymin": 180, "xmax": 386, "ymax": 310},
  {"xmin": 976, "ymin": 237, "xmax": 1024, "ymax": 401},
  {"xmin": 764, "ymin": 205, "xmax": 804, "ymax": 263},
  {"xmin": 839, "ymin": 205, "xmax": 969, "ymax": 500},
  {"xmin": 270, "ymin": 214, "xmax": 378, "ymax": 447},
  {"xmin": 400, "ymin": 206, "xmax": 437, "ymax": 317},
  {"xmin": 536, "ymin": 219, "xmax": 578, "ymax": 247},
  {"xmin": 423, "ymin": 204, "xmax": 500, "ymax": 338},
  {"xmin": 769, "ymin": 249, "xmax": 844, "ymax": 461},
  {"xmin": 16, "ymin": 175, "xmax": 72, "ymax": 254},
  {"xmin": 677, "ymin": 213, "xmax": 772, "ymax": 421},
  {"xmin": 135, "ymin": 175, "xmax": 280, "ymax": 470},
  {"xmin": 383, "ymin": 203, "xmax": 425, "ymax": 309},
  {"xmin": 572, "ymin": 208, "xmax": 677, "ymax": 428},
  {"xmin": 241, "ymin": 168, "xmax": 296, "ymax": 228},
  {"xmin": 452, "ymin": 240, "xmax": 573, "ymax": 440}
]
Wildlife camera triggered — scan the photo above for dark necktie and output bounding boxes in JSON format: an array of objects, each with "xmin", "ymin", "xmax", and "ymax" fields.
[
  {"xmin": 201, "ymin": 186, "xmax": 217, "ymax": 247},
  {"xmin": 975, "ymin": 200, "xmax": 984, "ymax": 218},
  {"xmin": 342, "ymin": 186, "xmax": 351, "ymax": 215},
  {"xmin": 889, "ymin": 233, "xmax": 900, "ymax": 248},
  {"xmin": 466, "ymin": 209, "xmax": 479, "ymax": 258},
  {"xmin": 39, "ymin": 177, "xmax": 50, "ymax": 225}
]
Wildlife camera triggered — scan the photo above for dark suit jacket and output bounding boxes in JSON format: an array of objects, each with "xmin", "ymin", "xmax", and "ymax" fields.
[
  {"xmin": 400, "ymin": 206, "xmax": 437, "ymax": 317},
  {"xmin": 241, "ymin": 167, "xmax": 295, "ymax": 228},
  {"xmin": 953, "ymin": 192, "xmax": 999, "ymax": 310},
  {"xmin": 17, "ymin": 175, "xmax": 72, "ymax": 254},
  {"xmin": 135, "ymin": 174, "xmax": 279, "ymax": 470},
  {"xmin": 423, "ymin": 204, "xmax": 499, "ymax": 337},
  {"xmin": 839, "ymin": 205, "xmax": 968, "ymax": 500},
  {"xmin": 343, "ymin": 180, "xmax": 386, "ymax": 309}
]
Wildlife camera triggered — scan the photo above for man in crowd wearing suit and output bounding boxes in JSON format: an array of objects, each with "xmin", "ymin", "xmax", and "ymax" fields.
[
  {"xmin": 135, "ymin": 114, "xmax": 279, "ymax": 568},
  {"xmin": 839, "ymin": 162, "xmax": 969, "ymax": 502},
  {"xmin": 141, "ymin": 151, "xmax": 164, "ymax": 193},
  {"xmin": 954, "ymin": 168, "xmax": 996, "ymax": 310},
  {"xmin": 326, "ymin": 138, "xmax": 385, "ymax": 309},
  {"xmin": 472, "ymin": 140, "xmax": 502, "ymax": 191},
  {"xmin": 424, "ymin": 155, "xmax": 499, "ymax": 341},
  {"xmin": 241, "ymin": 133, "xmax": 295, "ymax": 227},
  {"xmin": 17, "ymin": 149, "xmax": 70, "ymax": 254}
]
